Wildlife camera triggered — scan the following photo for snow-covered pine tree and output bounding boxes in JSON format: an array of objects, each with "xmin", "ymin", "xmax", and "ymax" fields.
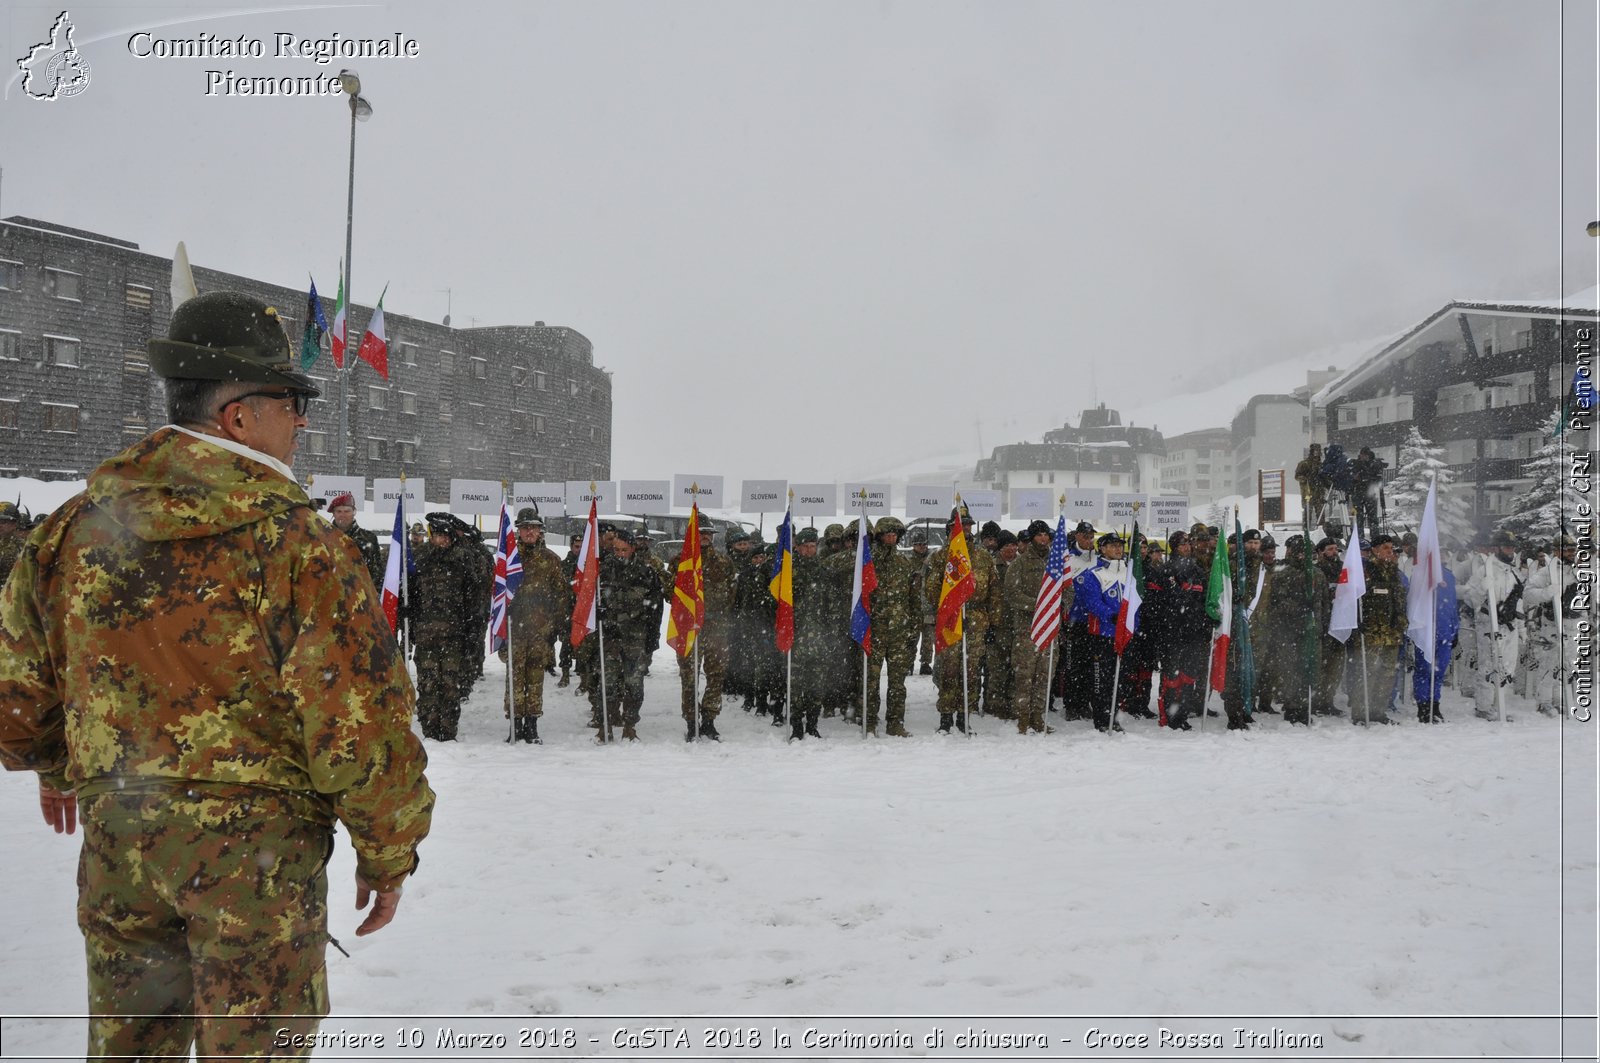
[
  {"xmin": 1388, "ymin": 426, "xmax": 1475, "ymax": 545},
  {"xmin": 1497, "ymin": 410, "xmax": 1585, "ymax": 544},
  {"xmin": 1204, "ymin": 500, "xmax": 1229, "ymax": 529}
]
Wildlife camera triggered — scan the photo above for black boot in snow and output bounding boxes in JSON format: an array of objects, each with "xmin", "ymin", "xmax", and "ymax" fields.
[
  {"xmin": 1430, "ymin": 701, "xmax": 1444, "ymax": 724},
  {"xmin": 805, "ymin": 714, "xmax": 823, "ymax": 739},
  {"xmin": 1417, "ymin": 701, "xmax": 1430, "ymax": 724},
  {"xmin": 937, "ymin": 713, "xmax": 954, "ymax": 734},
  {"xmin": 686, "ymin": 718, "xmax": 698, "ymax": 742},
  {"xmin": 527, "ymin": 717, "xmax": 542, "ymax": 745},
  {"xmin": 790, "ymin": 715, "xmax": 805, "ymax": 741},
  {"xmin": 699, "ymin": 718, "xmax": 721, "ymax": 742},
  {"xmin": 955, "ymin": 712, "xmax": 968, "ymax": 733}
]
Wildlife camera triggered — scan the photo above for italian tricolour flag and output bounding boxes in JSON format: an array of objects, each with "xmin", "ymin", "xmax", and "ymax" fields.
[{"xmin": 1205, "ymin": 532, "xmax": 1232, "ymax": 693}]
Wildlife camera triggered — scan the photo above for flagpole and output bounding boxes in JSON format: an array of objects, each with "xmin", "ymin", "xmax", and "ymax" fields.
[
  {"xmin": 862, "ymin": 647, "xmax": 869, "ymax": 738},
  {"xmin": 693, "ymin": 638, "xmax": 701, "ymax": 741},
  {"xmin": 507, "ymin": 608, "xmax": 517, "ymax": 744},
  {"xmin": 960, "ymin": 607, "xmax": 971, "ymax": 737},
  {"xmin": 1357, "ymin": 597, "xmax": 1370, "ymax": 726}
]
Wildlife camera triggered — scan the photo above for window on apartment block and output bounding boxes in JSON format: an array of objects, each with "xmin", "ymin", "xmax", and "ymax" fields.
[
  {"xmin": 0, "ymin": 260, "xmax": 21, "ymax": 291},
  {"xmin": 0, "ymin": 400, "xmax": 18, "ymax": 430},
  {"xmin": 471, "ymin": 357, "xmax": 488, "ymax": 380},
  {"xmin": 305, "ymin": 431, "xmax": 328, "ymax": 456},
  {"xmin": 45, "ymin": 268, "xmax": 80, "ymax": 301},
  {"xmin": 0, "ymin": 330, "xmax": 18, "ymax": 361},
  {"xmin": 400, "ymin": 391, "xmax": 417, "ymax": 415},
  {"xmin": 45, "ymin": 336, "xmax": 80, "ymax": 367},
  {"xmin": 440, "ymin": 350, "xmax": 455, "ymax": 374},
  {"xmin": 367, "ymin": 438, "xmax": 387, "ymax": 461},
  {"xmin": 42, "ymin": 403, "xmax": 79, "ymax": 432},
  {"xmin": 368, "ymin": 386, "xmax": 387, "ymax": 411}
]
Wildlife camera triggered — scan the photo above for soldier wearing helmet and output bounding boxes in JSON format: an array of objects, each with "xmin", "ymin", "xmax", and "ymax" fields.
[{"xmin": 501, "ymin": 507, "xmax": 568, "ymax": 743}]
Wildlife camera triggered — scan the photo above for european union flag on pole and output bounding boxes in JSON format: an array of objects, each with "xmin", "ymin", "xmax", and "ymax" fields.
[{"xmin": 300, "ymin": 276, "xmax": 331, "ymax": 370}]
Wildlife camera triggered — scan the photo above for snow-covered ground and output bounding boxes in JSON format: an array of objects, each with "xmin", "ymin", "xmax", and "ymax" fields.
[{"xmin": 2, "ymin": 649, "xmax": 1594, "ymax": 1060}]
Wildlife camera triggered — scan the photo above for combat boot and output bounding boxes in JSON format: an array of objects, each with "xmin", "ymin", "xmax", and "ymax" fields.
[
  {"xmin": 622, "ymin": 725, "xmax": 639, "ymax": 741},
  {"xmin": 790, "ymin": 715, "xmax": 805, "ymax": 741},
  {"xmin": 699, "ymin": 718, "xmax": 721, "ymax": 742},
  {"xmin": 557, "ymin": 669, "xmax": 571, "ymax": 688},
  {"xmin": 1017, "ymin": 718, "xmax": 1030, "ymax": 735},
  {"xmin": 919, "ymin": 662, "xmax": 933, "ymax": 676},
  {"xmin": 938, "ymin": 713, "xmax": 954, "ymax": 734},
  {"xmin": 954, "ymin": 712, "xmax": 967, "ymax": 733},
  {"xmin": 886, "ymin": 721, "xmax": 912, "ymax": 738},
  {"xmin": 1417, "ymin": 701, "xmax": 1430, "ymax": 724},
  {"xmin": 805, "ymin": 714, "xmax": 823, "ymax": 739},
  {"xmin": 1430, "ymin": 702, "xmax": 1444, "ymax": 724},
  {"xmin": 528, "ymin": 717, "xmax": 541, "ymax": 744},
  {"xmin": 685, "ymin": 718, "xmax": 697, "ymax": 742}
]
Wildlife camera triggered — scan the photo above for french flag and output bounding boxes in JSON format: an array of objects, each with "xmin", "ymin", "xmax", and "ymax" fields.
[
  {"xmin": 849, "ymin": 515, "xmax": 876, "ymax": 653},
  {"xmin": 380, "ymin": 495, "xmax": 406, "ymax": 633}
]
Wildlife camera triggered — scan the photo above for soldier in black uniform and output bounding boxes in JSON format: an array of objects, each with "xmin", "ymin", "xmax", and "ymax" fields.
[{"xmin": 411, "ymin": 513, "xmax": 483, "ymax": 740}]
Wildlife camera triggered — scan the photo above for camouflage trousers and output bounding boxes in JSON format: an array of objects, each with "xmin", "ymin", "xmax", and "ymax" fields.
[
  {"xmin": 415, "ymin": 628, "xmax": 469, "ymax": 740},
  {"xmin": 933, "ymin": 639, "xmax": 982, "ymax": 716},
  {"xmin": 503, "ymin": 639, "xmax": 553, "ymax": 721},
  {"xmin": 78, "ymin": 787, "xmax": 331, "ymax": 1061},
  {"xmin": 678, "ymin": 634, "xmax": 727, "ymax": 721},
  {"xmin": 588, "ymin": 632, "xmax": 648, "ymax": 729},
  {"xmin": 866, "ymin": 648, "xmax": 912, "ymax": 728},
  {"xmin": 1009, "ymin": 636, "xmax": 1051, "ymax": 729}
]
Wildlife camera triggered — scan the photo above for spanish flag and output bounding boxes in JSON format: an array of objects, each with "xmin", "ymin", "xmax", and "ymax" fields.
[
  {"xmin": 769, "ymin": 507, "xmax": 794, "ymax": 652},
  {"xmin": 936, "ymin": 505, "xmax": 976, "ymax": 647},
  {"xmin": 667, "ymin": 504, "xmax": 705, "ymax": 656}
]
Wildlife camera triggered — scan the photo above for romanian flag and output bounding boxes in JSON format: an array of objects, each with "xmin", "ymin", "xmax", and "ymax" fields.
[
  {"xmin": 769, "ymin": 507, "xmax": 794, "ymax": 652},
  {"xmin": 666, "ymin": 504, "xmax": 705, "ymax": 656},
  {"xmin": 936, "ymin": 505, "xmax": 976, "ymax": 647}
]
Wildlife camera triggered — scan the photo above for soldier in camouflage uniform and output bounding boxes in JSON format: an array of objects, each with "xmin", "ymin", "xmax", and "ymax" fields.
[
  {"xmin": 1006, "ymin": 521, "xmax": 1056, "ymax": 733},
  {"xmin": 1259, "ymin": 534, "xmax": 1328, "ymax": 725},
  {"xmin": 926, "ymin": 510, "xmax": 1001, "ymax": 733},
  {"xmin": 413, "ymin": 513, "xmax": 483, "ymax": 740},
  {"xmin": 464, "ymin": 517, "xmax": 495, "ymax": 686},
  {"xmin": 501, "ymin": 508, "xmax": 568, "ymax": 744},
  {"xmin": 725, "ymin": 530, "xmax": 761, "ymax": 705},
  {"xmin": 986, "ymin": 529, "xmax": 1020, "ymax": 718},
  {"xmin": 1352, "ymin": 534, "xmax": 1405, "ymax": 724},
  {"xmin": 816, "ymin": 523, "xmax": 855, "ymax": 717},
  {"xmin": 866, "ymin": 516, "xmax": 918, "ymax": 736},
  {"xmin": 680, "ymin": 521, "xmax": 735, "ymax": 740},
  {"xmin": 907, "ymin": 530, "xmax": 937, "ymax": 675},
  {"xmin": 1313, "ymin": 537, "xmax": 1347, "ymax": 715},
  {"xmin": 0, "ymin": 291, "xmax": 433, "ymax": 1061},
  {"xmin": 788, "ymin": 528, "xmax": 830, "ymax": 740},
  {"xmin": 328, "ymin": 492, "xmax": 385, "ymax": 591},
  {"xmin": 591, "ymin": 530, "xmax": 662, "ymax": 740},
  {"xmin": 636, "ymin": 532, "xmax": 671, "ymax": 672},
  {"xmin": 559, "ymin": 536, "xmax": 581, "ymax": 688},
  {"xmin": 0, "ymin": 501, "xmax": 27, "ymax": 592}
]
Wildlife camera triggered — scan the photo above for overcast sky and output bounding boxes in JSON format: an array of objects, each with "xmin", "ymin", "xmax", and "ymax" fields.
[{"xmin": 3, "ymin": 0, "xmax": 1595, "ymax": 487}]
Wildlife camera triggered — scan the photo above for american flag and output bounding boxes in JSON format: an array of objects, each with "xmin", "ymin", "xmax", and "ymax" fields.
[
  {"xmin": 489, "ymin": 503, "xmax": 523, "ymax": 653},
  {"xmin": 1029, "ymin": 513, "xmax": 1069, "ymax": 650}
]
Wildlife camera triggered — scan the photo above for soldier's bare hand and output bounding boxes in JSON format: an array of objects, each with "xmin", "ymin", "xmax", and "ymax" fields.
[
  {"xmin": 355, "ymin": 875, "xmax": 403, "ymax": 936},
  {"xmin": 39, "ymin": 781, "xmax": 77, "ymax": 834}
]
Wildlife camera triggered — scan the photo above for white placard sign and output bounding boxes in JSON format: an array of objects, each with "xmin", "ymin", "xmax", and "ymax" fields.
[
  {"xmin": 1062, "ymin": 488, "xmax": 1105, "ymax": 525},
  {"xmin": 1008, "ymin": 488, "xmax": 1054, "ymax": 520},
  {"xmin": 305, "ymin": 475, "xmax": 366, "ymax": 510},
  {"xmin": 673, "ymin": 474, "xmax": 724, "ymax": 510},
  {"xmin": 1105, "ymin": 492, "xmax": 1150, "ymax": 526},
  {"xmin": 511, "ymin": 481, "xmax": 566, "ymax": 516},
  {"xmin": 1148, "ymin": 496, "xmax": 1190, "ymax": 534},
  {"xmin": 790, "ymin": 483, "xmax": 836, "ymax": 517},
  {"xmin": 961, "ymin": 490, "xmax": 1002, "ymax": 521},
  {"xmin": 842, "ymin": 482, "xmax": 891, "ymax": 514},
  {"xmin": 450, "ymin": 479, "xmax": 503, "ymax": 517},
  {"xmin": 371, "ymin": 477, "xmax": 426, "ymax": 516},
  {"xmin": 905, "ymin": 483, "xmax": 954, "ymax": 520},
  {"xmin": 565, "ymin": 480, "xmax": 618, "ymax": 513},
  {"xmin": 619, "ymin": 480, "xmax": 672, "ymax": 515},
  {"xmin": 740, "ymin": 479, "xmax": 789, "ymax": 514}
]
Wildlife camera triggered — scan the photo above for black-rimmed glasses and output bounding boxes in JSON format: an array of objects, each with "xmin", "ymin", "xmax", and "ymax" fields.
[{"xmin": 221, "ymin": 390, "xmax": 313, "ymax": 417}]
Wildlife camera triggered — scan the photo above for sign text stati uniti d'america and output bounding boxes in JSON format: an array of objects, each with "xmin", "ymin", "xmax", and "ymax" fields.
[{"xmin": 127, "ymin": 30, "xmax": 420, "ymax": 95}]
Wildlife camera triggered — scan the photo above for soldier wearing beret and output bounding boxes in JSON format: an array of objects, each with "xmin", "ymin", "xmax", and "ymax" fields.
[
  {"xmin": 0, "ymin": 291, "xmax": 432, "ymax": 1059},
  {"xmin": 328, "ymin": 491, "xmax": 385, "ymax": 592}
]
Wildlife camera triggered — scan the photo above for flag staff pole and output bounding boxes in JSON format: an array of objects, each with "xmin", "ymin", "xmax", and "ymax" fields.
[
  {"xmin": 591, "ymin": 484, "xmax": 611, "ymax": 744},
  {"xmin": 1357, "ymin": 595, "xmax": 1370, "ymax": 726},
  {"xmin": 1427, "ymin": 476, "xmax": 1440, "ymax": 719},
  {"xmin": 505, "ymin": 485, "xmax": 517, "ymax": 744},
  {"xmin": 1042, "ymin": 494, "xmax": 1063, "ymax": 730},
  {"xmin": 399, "ymin": 472, "xmax": 410, "ymax": 659},
  {"xmin": 691, "ymin": 491, "xmax": 701, "ymax": 742}
]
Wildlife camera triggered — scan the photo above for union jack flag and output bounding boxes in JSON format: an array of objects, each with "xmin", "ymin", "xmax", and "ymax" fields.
[
  {"xmin": 1029, "ymin": 513, "xmax": 1069, "ymax": 650},
  {"xmin": 489, "ymin": 503, "xmax": 523, "ymax": 653}
]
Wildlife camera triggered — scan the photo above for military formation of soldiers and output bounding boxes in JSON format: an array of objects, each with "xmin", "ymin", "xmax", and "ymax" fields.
[{"xmin": 6, "ymin": 480, "xmax": 1588, "ymax": 746}]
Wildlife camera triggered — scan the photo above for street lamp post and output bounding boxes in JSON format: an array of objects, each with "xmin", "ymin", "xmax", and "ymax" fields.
[{"xmin": 337, "ymin": 69, "xmax": 372, "ymax": 476}]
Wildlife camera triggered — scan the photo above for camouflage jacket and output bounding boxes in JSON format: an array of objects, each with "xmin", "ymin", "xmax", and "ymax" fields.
[
  {"xmin": 507, "ymin": 542, "xmax": 569, "ymax": 648},
  {"xmin": 0, "ymin": 428, "xmax": 433, "ymax": 891},
  {"xmin": 924, "ymin": 541, "xmax": 1001, "ymax": 640},
  {"xmin": 598, "ymin": 553, "xmax": 663, "ymax": 643},
  {"xmin": 791, "ymin": 554, "xmax": 832, "ymax": 655},
  {"xmin": 412, "ymin": 538, "xmax": 482, "ymax": 641},
  {"xmin": 868, "ymin": 541, "xmax": 919, "ymax": 652},
  {"xmin": 339, "ymin": 521, "xmax": 386, "ymax": 591},
  {"xmin": 1359, "ymin": 556, "xmax": 1406, "ymax": 646},
  {"xmin": 700, "ymin": 547, "xmax": 735, "ymax": 634},
  {"xmin": 1003, "ymin": 540, "xmax": 1052, "ymax": 645},
  {"xmin": 0, "ymin": 533, "xmax": 23, "ymax": 593}
]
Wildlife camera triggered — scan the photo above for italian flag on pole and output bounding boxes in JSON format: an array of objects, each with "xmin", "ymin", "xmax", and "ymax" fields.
[
  {"xmin": 330, "ymin": 271, "xmax": 348, "ymax": 368},
  {"xmin": 1205, "ymin": 528, "xmax": 1233, "ymax": 693},
  {"xmin": 355, "ymin": 284, "xmax": 389, "ymax": 380}
]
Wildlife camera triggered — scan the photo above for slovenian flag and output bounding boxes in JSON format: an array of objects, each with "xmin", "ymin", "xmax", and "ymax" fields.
[
  {"xmin": 1114, "ymin": 520, "xmax": 1143, "ymax": 655},
  {"xmin": 849, "ymin": 515, "xmax": 876, "ymax": 653}
]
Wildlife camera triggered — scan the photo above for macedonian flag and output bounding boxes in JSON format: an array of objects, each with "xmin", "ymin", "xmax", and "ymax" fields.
[
  {"xmin": 936, "ymin": 504, "xmax": 976, "ymax": 647},
  {"xmin": 666, "ymin": 503, "xmax": 705, "ymax": 656}
]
